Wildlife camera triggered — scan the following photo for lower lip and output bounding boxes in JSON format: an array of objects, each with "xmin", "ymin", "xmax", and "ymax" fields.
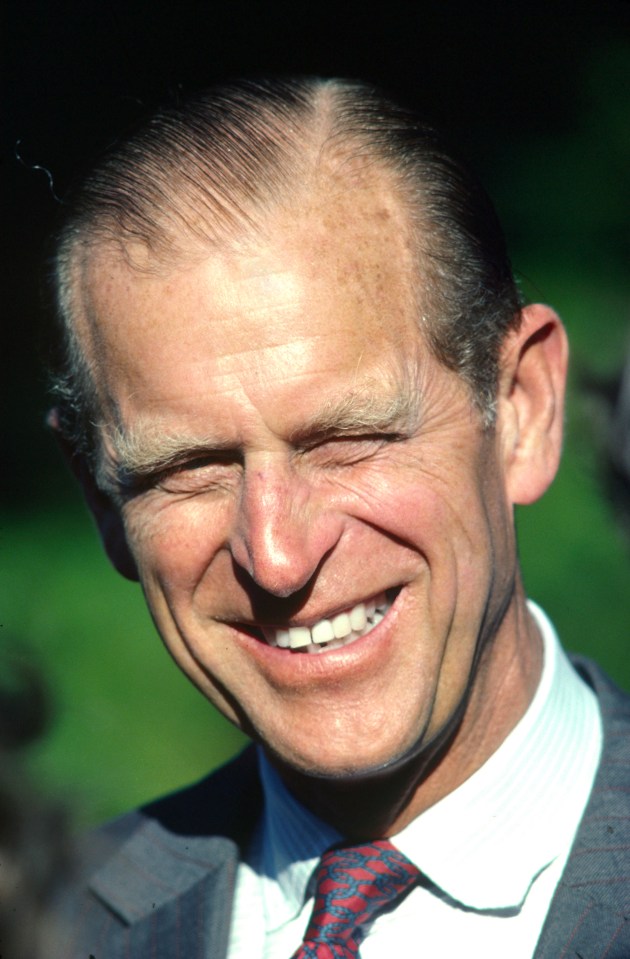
[{"xmin": 232, "ymin": 591, "xmax": 402, "ymax": 683}]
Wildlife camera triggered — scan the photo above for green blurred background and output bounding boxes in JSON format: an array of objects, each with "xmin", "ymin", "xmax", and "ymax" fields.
[{"xmin": 3, "ymin": 1, "xmax": 629, "ymax": 827}]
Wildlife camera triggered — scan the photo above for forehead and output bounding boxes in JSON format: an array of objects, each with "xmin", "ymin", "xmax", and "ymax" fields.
[{"xmin": 75, "ymin": 179, "xmax": 428, "ymax": 435}]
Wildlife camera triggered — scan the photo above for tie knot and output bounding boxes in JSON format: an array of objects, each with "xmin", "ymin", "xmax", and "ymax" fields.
[{"xmin": 292, "ymin": 839, "xmax": 419, "ymax": 958}]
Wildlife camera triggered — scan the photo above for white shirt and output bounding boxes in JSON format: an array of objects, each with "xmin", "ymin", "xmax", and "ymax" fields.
[{"xmin": 227, "ymin": 603, "xmax": 602, "ymax": 959}]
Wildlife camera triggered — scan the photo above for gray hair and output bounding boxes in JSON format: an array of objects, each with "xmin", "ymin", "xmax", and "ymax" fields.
[{"xmin": 50, "ymin": 76, "xmax": 522, "ymax": 460}]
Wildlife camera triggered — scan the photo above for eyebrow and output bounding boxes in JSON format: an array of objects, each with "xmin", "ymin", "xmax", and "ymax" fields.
[
  {"xmin": 101, "ymin": 376, "xmax": 422, "ymax": 481},
  {"xmin": 103, "ymin": 430, "xmax": 236, "ymax": 482},
  {"xmin": 287, "ymin": 381, "xmax": 422, "ymax": 443}
]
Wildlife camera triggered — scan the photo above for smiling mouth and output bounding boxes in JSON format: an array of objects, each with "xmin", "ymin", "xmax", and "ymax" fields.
[{"xmin": 252, "ymin": 588, "xmax": 399, "ymax": 654}]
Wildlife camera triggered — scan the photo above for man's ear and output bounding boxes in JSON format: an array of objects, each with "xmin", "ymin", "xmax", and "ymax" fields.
[
  {"xmin": 48, "ymin": 409, "xmax": 139, "ymax": 581},
  {"xmin": 497, "ymin": 304, "xmax": 569, "ymax": 506}
]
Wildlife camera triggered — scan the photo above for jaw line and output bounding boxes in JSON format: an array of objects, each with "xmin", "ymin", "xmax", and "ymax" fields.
[{"xmin": 266, "ymin": 691, "xmax": 466, "ymax": 820}]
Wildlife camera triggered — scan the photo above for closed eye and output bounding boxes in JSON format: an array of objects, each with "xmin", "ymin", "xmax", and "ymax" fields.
[
  {"xmin": 298, "ymin": 432, "xmax": 404, "ymax": 468},
  {"xmin": 118, "ymin": 452, "xmax": 242, "ymax": 497}
]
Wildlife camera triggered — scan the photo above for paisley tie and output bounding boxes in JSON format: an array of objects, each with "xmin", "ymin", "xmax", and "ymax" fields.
[{"xmin": 291, "ymin": 839, "xmax": 419, "ymax": 958}]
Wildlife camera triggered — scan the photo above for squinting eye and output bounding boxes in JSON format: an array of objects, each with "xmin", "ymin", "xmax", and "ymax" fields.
[
  {"xmin": 115, "ymin": 453, "xmax": 240, "ymax": 497},
  {"xmin": 156, "ymin": 455, "xmax": 241, "ymax": 494},
  {"xmin": 303, "ymin": 434, "xmax": 397, "ymax": 467}
]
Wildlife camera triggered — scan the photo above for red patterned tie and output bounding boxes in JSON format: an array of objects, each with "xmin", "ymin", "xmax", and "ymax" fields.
[{"xmin": 291, "ymin": 839, "xmax": 419, "ymax": 958}]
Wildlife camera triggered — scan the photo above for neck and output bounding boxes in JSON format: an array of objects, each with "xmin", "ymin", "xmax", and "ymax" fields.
[{"xmin": 275, "ymin": 731, "xmax": 455, "ymax": 839}]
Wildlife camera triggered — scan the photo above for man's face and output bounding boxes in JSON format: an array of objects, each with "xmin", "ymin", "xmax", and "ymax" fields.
[{"xmin": 78, "ymin": 183, "xmax": 519, "ymax": 780}]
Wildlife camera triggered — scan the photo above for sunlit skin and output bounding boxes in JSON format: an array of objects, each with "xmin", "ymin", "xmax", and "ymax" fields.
[{"xmin": 69, "ymin": 180, "xmax": 568, "ymax": 836}]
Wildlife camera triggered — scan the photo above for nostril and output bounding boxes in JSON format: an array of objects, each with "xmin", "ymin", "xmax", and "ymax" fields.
[
  {"xmin": 231, "ymin": 535, "xmax": 323, "ymax": 598},
  {"xmin": 230, "ymin": 558, "xmax": 317, "ymax": 618}
]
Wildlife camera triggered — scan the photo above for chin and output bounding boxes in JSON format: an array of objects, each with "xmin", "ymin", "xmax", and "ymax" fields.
[
  {"xmin": 264, "ymin": 707, "xmax": 461, "ymax": 802},
  {"xmin": 264, "ymin": 730, "xmax": 429, "ymax": 784}
]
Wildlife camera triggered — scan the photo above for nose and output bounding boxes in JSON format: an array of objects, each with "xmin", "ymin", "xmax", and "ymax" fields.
[{"xmin": 229, "ymin": 460, "xmax": 343, "ymax": 598}]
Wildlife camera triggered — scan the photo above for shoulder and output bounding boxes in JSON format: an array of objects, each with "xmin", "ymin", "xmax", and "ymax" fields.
[
  {"xmin": 536, "ymin": 657, "xmax": 630, "ymax": 956},
  {"xmin": 52, "ymin": 746, "xmax": 262, "ymax": 958},
  {"xmin": 570, "ymin": 654, "xmax": 630, "ymax": 736}
]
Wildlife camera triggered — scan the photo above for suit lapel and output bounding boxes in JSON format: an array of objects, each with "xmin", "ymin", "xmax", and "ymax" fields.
[
  {"xmin": 87, "ymin": 817, "xmax": 239, "ymax": 957},
  {"xmin": 534, "ymin": 660, "xmax": 630, "ymax": 958},
  {"xmin": 83, "ymin": 747, "xmax": 262, "ymax": 959},
  {"xmin": 125, "ymin": 872, "xmax": 234, "ymax": 959}
]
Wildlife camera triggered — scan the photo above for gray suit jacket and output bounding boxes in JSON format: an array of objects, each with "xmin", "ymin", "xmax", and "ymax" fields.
[{"xmin": 56, "ymin": 659, "xmax": 630, "ymax": 958}]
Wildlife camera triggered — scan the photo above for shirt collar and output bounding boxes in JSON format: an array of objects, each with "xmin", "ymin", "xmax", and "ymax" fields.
[
  {"xmin": 256, "ymin": 752, "xmax": 340, "ymax": 930},
  {"xmin": 254, "ymin": 601, "xmax": 601, "ymax": 924},
  {"xmin": 393, "ymin": 602, "xmax": 601, "ymax": 909}
]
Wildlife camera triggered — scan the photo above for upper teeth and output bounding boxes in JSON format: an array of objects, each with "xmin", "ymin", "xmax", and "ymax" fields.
[{"xmin": 261, "ymin": 593, "xmax": 391, "ymax": 653}]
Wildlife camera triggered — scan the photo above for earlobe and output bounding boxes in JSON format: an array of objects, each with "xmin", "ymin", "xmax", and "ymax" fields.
[
  {"xmin": 497, "ymin": 304, "xmax": 569, "ymax": 506},
  {"xmin": 48, "ymin": 409, "xmax": 140, "ymax": 581}
]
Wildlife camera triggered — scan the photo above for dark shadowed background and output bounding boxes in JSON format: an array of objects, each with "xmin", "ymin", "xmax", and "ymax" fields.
[{"xmin": 3, "ymin": 0, "xmax": 630, "ymax": 826}]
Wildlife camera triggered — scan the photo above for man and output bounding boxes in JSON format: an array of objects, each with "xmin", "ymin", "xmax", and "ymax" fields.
[{"xmin": 50, "ymin": 78, "xmax": 630, "ymax": 957}]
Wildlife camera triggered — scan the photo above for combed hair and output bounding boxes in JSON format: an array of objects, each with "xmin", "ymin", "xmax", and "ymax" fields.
[{"xmin": 51, "ymin": 77, "xmax": 521, "ymax": 458}]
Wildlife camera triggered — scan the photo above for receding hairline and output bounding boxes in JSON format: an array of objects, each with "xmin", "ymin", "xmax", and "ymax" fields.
[
  {"xmin": 71, "ymin": 161, "xmax": 434, "ymax": 492},
  {"xmin": 51, "ymin": 76, "xmax": 523, "ymax": 456},
  {"xmin": 59, "ymin": 132, "xmax": 438, "ymax": 431},
  {"xmin": 56, "ymin": 93, "xmax": 434, "ymax": 410},
  {"xmin": 56, "ymin": 79, "xmax": 418, "ymax": 275},
  {"xmin": 70, "ymin": 152, "xmax": 416, "ymax": 277}
]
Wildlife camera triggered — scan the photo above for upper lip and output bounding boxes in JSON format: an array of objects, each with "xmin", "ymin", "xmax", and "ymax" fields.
[{"xmin": 223, "ymin": 587, "xmax": 399, "ymax": 632}]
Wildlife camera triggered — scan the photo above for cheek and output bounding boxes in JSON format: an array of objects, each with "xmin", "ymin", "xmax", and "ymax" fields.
[
  {"xmin": 330, "ymin": 451, "xmax": 493, "ymax": 576},
  {"xmin": 337, "ymin": 458, "xmax": 512, "ymax": 654},
  {"xmin": 122, "ymin": 497, "xmax": 230, "ymax": 595}
]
